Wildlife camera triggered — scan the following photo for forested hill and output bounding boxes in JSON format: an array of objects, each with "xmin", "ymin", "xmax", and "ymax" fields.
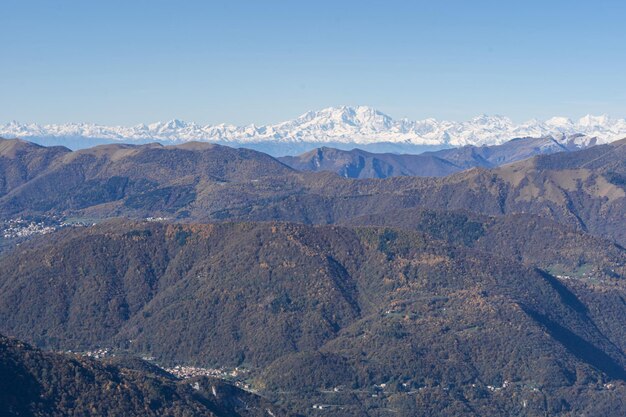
[
  {"xmin": 0, "ymin": 334, "xmax": 291, "ymax": 417},
  {"xmin": 2, "ymin": 220, "xmax": 626, "ymax": 416}
]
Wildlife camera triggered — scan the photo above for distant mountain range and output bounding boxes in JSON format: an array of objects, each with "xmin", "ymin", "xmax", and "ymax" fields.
[
  {"xmin": 2, "ymin": 106, "xmax": 625, "ymax": 154},
  {"xmin": 278, "ymin": 135, "xmax": 595, "ymax": 178}
]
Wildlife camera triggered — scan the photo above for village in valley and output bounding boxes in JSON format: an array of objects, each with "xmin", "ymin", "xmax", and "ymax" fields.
[{"xmin": 76, "ymin": 347, "xmax": 255, "ymax": 392}]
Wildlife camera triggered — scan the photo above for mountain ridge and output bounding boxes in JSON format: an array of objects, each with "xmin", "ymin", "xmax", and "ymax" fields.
[
  {"xmin": 1, "ymin": 136, "xmax": 625, "ymax": 246},
  {"xmin": 278, "ymin": 135, "xmax": 594, "ymax": 178},
  {"xmin": 2, "ymin": 106, "xmax": 625, "ymax": 154}
]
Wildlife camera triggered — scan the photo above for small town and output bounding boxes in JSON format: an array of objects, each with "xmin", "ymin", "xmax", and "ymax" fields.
[
  {"xmin": 1, "ymin": 218, "xmax": 57, "ymax": 239},
  {"xmin": 165, "ymin": 365, "xmax": 253, "ymax": 391}
]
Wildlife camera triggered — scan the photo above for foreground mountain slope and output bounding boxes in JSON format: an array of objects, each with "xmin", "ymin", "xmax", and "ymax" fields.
[
  {"xmin": 2, "ymin": 221, "xmax": 626, "ymax": 416},
  {"xmin": 0, "ymin": 334, "xmax": 288, "ymax": 417},
  {"xmin": 278, "ymin": 135, "xmax": 593, "ymax": 179}
]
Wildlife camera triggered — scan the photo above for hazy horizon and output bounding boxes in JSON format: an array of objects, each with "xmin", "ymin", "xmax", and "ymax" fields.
[{"xmin": 3, "ymin": 105, "xmax": 626, "ymax": 128}]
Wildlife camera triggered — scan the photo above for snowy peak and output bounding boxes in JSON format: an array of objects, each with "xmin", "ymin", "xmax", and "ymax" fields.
[
  {"xmin": 578, "ymin": 114, "xmax": 610, "ymax": 128},
  {"xmin": 290, "ymin": 106, "xmax": 393, "ymax": 134},
  {"xmin": 545, "ymin": 117, "xmax": 574, "ymax": 128},
  {"xmin": 468, "ymin": 114, "xmax": 512, "ymax": 126},
  {"xmin": 1, "ymin": 106, "xmax": 626, "ymax": 151}
]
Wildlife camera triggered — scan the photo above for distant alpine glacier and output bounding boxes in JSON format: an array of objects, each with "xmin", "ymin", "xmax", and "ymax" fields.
[{"xmin": 2, "ymin": 106, "xmax": 625, "ymax": 155}]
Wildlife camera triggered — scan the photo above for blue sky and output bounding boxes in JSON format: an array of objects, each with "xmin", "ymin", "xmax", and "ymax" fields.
[{"xmin": 1, "ymin": 0, "xmax": 625, "ymax": 125}]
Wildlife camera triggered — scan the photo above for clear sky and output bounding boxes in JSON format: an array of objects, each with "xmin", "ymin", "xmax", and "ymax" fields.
[{"xmin": 2, "ymin": 0, "xmax": 625, "ymax": 125}]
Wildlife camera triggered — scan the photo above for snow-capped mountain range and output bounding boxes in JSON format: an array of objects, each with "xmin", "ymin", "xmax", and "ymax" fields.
[{"xmin": 2, "ymin": 106, "xmax": 625, "ymax": 155}]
